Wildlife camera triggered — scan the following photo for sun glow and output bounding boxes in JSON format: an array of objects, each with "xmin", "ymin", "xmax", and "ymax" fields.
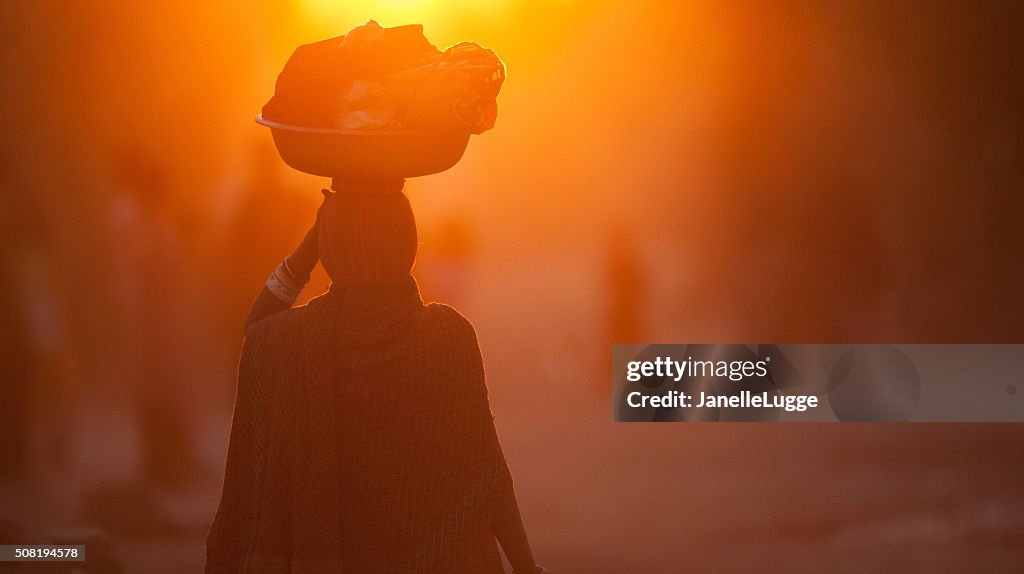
[{"xmin": 299, "ymin": 0, "xmax": 508, "ymax": 28}]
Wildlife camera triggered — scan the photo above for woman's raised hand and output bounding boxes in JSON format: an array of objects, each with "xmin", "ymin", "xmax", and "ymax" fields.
[
  {"xmin": 315, "ymin": 188, "xmax": 334, "ymax": 229},
  {"xmin": 284, "ymin": 189, "xmax": 333, "ymax": 281}
]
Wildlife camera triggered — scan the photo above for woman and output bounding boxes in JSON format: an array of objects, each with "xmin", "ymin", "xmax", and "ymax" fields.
[{"xmin": 206, "ymin": 184, "xmax": 543, "ymax": 573}]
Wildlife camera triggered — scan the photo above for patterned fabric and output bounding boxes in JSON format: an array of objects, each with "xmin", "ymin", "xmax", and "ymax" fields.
[{"xmin": 206, "ymin": 276, "xmax": 513, "ymax": 573}]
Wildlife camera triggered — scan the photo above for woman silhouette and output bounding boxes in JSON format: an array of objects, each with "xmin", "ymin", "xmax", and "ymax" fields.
[{"xmin": 206, "ymin": 184, "xmax": 541, "ymax": 573}]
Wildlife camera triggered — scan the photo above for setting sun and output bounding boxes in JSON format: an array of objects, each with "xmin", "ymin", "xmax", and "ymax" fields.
[{"xmin": 299, "ymin": 0, "xmax": 508, "ymax": 26}]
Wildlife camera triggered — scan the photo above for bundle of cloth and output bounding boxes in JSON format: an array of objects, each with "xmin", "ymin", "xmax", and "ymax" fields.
[{"xmin": 262, "ymin": 21, "xmax": 506, "ymax": 134}]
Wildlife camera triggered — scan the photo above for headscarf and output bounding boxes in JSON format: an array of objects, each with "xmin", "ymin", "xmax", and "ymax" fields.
[{"xmin": 318, "ymin": 180, "xmax": 417, "ymax": 286}]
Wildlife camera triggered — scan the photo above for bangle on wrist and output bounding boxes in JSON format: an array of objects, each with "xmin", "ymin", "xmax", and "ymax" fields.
[
  {"xmin": 282, "ymin": 256, "xmax": 311, "ymax": 282},
  {"xmin": 266, "ymin": 259, "xmax": 308, "ymax": 304}
]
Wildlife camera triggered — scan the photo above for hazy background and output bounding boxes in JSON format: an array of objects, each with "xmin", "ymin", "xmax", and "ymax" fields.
[{"xmin": 1, "ymin": 0, "xmax": 1022, "ymax": 571}]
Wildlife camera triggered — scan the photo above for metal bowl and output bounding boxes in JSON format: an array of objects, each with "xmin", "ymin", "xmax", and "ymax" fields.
[{"xmin": 256, "ymin": 115, "xmax": 471, "ymax": 179}]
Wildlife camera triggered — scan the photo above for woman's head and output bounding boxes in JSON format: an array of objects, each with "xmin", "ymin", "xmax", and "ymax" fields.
[{"xmin": 318, "ymin": 188, "xmax": 418, "ymax": 285}]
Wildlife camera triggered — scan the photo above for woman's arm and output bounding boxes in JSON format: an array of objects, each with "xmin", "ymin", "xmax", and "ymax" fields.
[
  {"xmin": 244, "ymin": 284, "xmax": 293, "ymax": 330},
  {"xmin": 493, "ymin": 487, "xmax": 540, "ymax": 574},
  {"xmin": 244, "ymin": 190, "xmax": 331, "ymax": 329}
]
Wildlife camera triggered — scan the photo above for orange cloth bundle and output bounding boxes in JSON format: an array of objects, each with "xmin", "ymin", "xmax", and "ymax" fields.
[
  {"xmin": 382, "ymin": 41, "xmax": 505, "ymax": 134},
  {"xmin": 264, "ymin": 21, "xmax": 505, "ymax": 134}
]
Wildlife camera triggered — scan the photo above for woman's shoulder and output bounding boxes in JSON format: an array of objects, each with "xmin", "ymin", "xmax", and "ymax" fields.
[
  {"xmin": 421, "ymin": 301, "xmax": 472, "ymax": 325},
  {"xmin": 420, "ymin": 302, "xmax": 479, "ymax": 340},
  {"xmin": 243, "ymin": 293, "xmax": 335, "ymax": 344}
]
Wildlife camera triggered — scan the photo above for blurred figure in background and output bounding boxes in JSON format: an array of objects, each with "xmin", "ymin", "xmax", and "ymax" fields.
[
  {"xmin": 109, "ymin": 151, "xmax": 197, "ymax": 489},
  {"xmin": 0, "ymin": 155, "xmax": 74, "ymax": 479},
  {"xmin": 606, "ymin": 225, "xmax": 644, "ymax": 345},
  {"xmin": 0, "ymin": 160, "xmax": 33, "ymax": 483},
  {"xmin": 215, "ymin": 141, "xmax": 310, "ymax": 347}
]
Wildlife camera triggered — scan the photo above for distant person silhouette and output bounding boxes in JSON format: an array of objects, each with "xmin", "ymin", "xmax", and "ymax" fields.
[
  {"xmin": 0, "ymin": 167, "xmax": 32, "ymax": 481},
  {"xmin": 217, "ymin": 140, "xmax": 309, "ymax": 349},
  {"xmin": 109, "ymin": 152, "xmax": 196, "ymax": 489},
  {"xmin": 206, "ymin": 185, "xmax": 543, "ymax": 574},
  {"xmin": 606, "ymin": 226, "xmax": 643, "ymax": 345}
]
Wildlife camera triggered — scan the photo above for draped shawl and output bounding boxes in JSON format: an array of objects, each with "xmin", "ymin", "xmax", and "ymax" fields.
[{"xmin": 206, "ymin": 277, "xmax": 513, "ymax": 573}]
